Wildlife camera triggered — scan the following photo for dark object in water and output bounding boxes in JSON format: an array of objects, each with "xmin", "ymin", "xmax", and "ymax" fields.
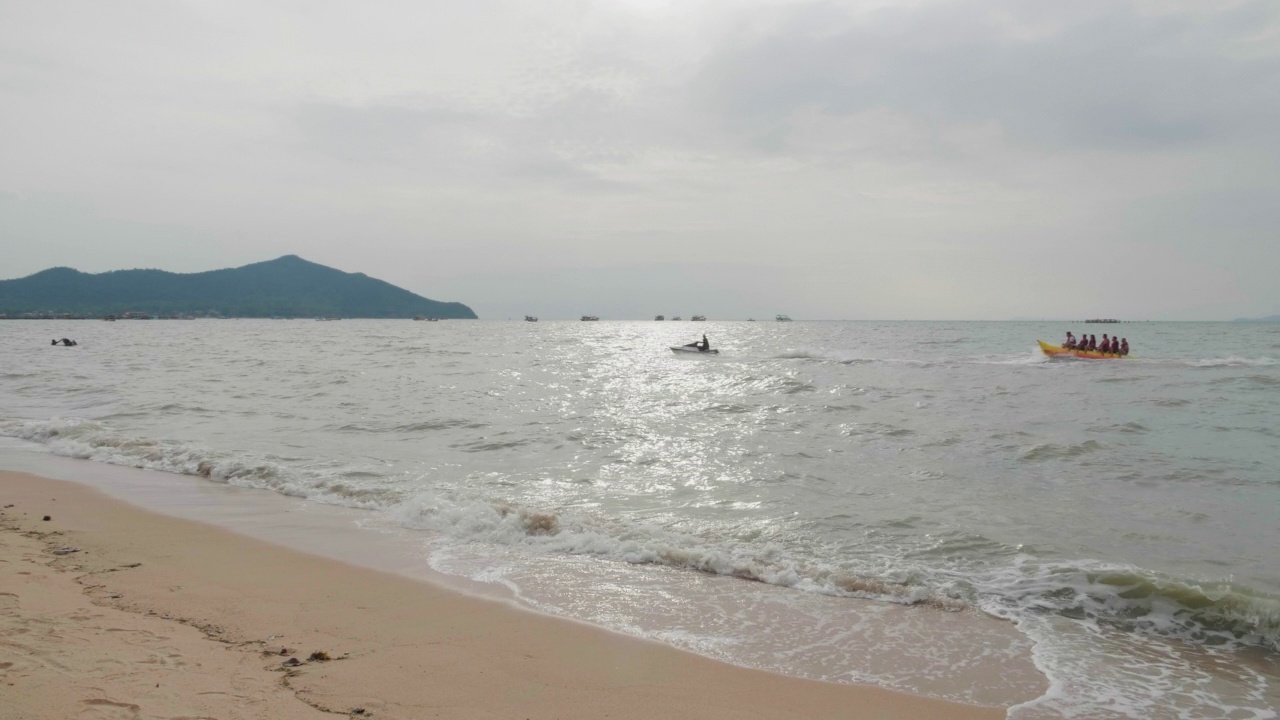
[
  {"xmin": 42, "ymin": 515, "xmax": 51, "ymax": 521},
  {"xmin": 51, "ymin": 338, "xmax": 77, "ymax": 346}
]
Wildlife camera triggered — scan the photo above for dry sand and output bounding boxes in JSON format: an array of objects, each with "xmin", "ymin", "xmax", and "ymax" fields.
[{"xmin": 1, "ymin": 470, "xmax": 1009, "ymax": 719}]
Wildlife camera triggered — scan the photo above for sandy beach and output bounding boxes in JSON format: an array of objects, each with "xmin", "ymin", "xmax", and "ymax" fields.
[{"xmin": 0, "ymin": 470, "xmax": 1010, "ymax": 719}]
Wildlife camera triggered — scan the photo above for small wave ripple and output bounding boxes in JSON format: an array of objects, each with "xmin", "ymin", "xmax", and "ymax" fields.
[{"xmin": 0, "ymin": 417, "xmax": 401, "ymax": 508}]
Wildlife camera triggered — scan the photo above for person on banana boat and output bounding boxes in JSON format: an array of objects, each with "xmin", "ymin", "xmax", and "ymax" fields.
[
  {"xmin": 1120, "ymin": 338, "xmax": 1129, "ymax": 356},
  {"xmin": 1063, "ymin": 332, "xmax": 1077, "ymax": 349},
  {"xmin": 1100, "ymin": 334, "xmax": 1111, "ymax": 353}
]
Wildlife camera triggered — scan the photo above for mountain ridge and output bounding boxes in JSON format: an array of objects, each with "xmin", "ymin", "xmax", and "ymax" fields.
[{"xmin": 0, "ymin": 255, "xmax": 477, "ymax": 319}]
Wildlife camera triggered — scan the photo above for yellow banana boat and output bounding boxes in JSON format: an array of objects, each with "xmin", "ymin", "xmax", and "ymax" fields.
[{"xmin": 1038, "ymin": 340, "xmax": 1129, "ymax": 360}]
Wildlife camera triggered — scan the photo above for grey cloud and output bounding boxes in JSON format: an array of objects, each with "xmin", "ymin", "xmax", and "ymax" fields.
[
  {"xmin": 293, "ymin": 101, "xmax": 477, "ymax": 162},
  {"xmin": 696, "ymin": 1, "xmax": 1280, "ymax": 153},
  {"xmin": 291, "ymin": 91, "xmax": 644, "ymax": 194},
  {"xmin": 1119, "ymin": 187, "xmax": 1280, "ymax": 254}
]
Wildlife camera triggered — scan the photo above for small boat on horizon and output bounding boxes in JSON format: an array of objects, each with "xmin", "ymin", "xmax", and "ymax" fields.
[
  {"xmin": 525, "ymin": 315, "xmax": 538, "ymax": 322},
  {"xmin": 655, "ymin": 315, "xmax": 665, "ymax": 321},
  {"xmin": 581, "ymin": 315, "xmax": 599, "ymax": 321},
  {"xmin": 691, "ymin": 315, "xmax": 706, "ymax": 321},
  {"xmin": 776, "ymin": 314, "xmax": 792, "ymax": 322}
]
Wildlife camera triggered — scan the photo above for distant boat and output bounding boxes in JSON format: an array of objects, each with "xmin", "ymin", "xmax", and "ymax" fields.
[
  {"xmin": 655, "ymin": 315, "xmax": 664, "ymax": 321},
  {"xmin": 671, "ymin": 344, "xmax": 718, "ymax": 355},
  {"xmin": 671, "ymin": 316, "xmax": 682, "ymax": 321},
  {"xmin": 525, "ymin": 315, "xmax": 538, "ymax": 322},
  {"xmin": 581, "ymin": 315, "xmax": 599, "ymax": 321},
  {"xmin": 691, "ymin": 315, "xmax": 706, "ymax": 321},
  {"xmin": 776, "ymin": 314, "xmax": 792, "ymax": 322}
]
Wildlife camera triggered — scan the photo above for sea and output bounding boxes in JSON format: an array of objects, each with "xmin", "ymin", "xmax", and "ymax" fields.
[{"xmin": 2, "ymin": 319, "xmax": 1277, "ymax": 719}]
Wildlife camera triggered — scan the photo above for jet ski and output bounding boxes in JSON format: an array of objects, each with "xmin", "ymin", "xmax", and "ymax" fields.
[{"xmin": 670, "ymin": 343, "xmax": 718, "ymax": 354}]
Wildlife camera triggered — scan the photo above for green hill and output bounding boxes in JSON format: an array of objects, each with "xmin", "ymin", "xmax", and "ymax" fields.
[{"xmin": 0, "ymin": 255, "xmax": 477, "ymax": 319}]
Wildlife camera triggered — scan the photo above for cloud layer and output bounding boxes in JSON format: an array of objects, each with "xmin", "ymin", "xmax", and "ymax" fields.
[{"xmin": 2, "ymin": 0, "xmax": 1278, "ymax": 319}]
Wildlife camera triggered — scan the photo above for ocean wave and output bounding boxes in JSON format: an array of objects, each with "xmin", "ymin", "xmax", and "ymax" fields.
[
  {"xmin": 1086, "ymin": 421, "xmax": 1149, "ymax": 434},
  {"xmin": 333, "ymin": 418, "xmax": 487, "ymax": 433},
  {"xmin": 0, "ymin": 417, "xmax": 396, "ymax": 508},
  {"xmin": 390, "ymin": 490, "xmax": 963, "ymax": 609},
  {"xmin": 1187, "ymin": 357, "xmax": 1278, "ymax": 368},
  {"xmin": 729, "ymin": 374, "xmax": 816, "ymax": 395},
  {"xmin": 453, "ymin": 437, "xmax": 533, "ymax": 452},
  {"xmin": 1019, "ymin": 440, "xmax": 1104, "ymax": 461},
  {"xmin": 977, "ymin": 560, "xmax": 1280, "ymax": 654},
  {"xmin": 392, "ymin": 490, "xmax": 1280, "ymax": 655},
  {"xmin": 840, "ymin": 422, "xmax": 915, "ymax": 438}
]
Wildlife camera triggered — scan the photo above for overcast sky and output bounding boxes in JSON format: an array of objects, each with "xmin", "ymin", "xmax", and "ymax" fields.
[{"xmin": 2, "ymin": 0, "xmax": 1278, "ymax": 320}]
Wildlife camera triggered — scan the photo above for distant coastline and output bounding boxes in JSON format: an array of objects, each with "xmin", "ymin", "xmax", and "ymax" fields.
[{"xmin": 0, "ymin": 255, "xmax": 477, "ymax": 320}]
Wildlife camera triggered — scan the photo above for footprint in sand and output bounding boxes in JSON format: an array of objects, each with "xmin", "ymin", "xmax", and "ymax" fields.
[{"xmin": 80, "ymin": 698, "xmax": 141, "ymax": 719}]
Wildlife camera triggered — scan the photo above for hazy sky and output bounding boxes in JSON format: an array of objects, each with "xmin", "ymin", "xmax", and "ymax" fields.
[{"xmin": 2, "ymin": 0, "xmax": 1278, "ymax": 320}]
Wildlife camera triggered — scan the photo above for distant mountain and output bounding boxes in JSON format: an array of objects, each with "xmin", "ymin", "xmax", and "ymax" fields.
[
  {"xmin": 0, "ymin": 255, "xmax": 477, "ymax": 319},
  {"xmin": 1233, "ymin": 315, "xmax": 1280, "ymax": 322}
]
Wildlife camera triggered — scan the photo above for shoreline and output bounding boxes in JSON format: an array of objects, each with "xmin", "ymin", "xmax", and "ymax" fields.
[{"xmin": 1, "ymin": 470, "xmax": 1008, "ymax": 719}]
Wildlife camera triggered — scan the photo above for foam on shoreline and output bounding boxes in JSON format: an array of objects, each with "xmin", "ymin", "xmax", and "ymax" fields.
[{"xmin": 0, "ymin": 466, "xmax": 1009, "ymax": 720}]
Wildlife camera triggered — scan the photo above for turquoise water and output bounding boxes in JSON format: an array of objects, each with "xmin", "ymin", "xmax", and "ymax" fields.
[{"xmin": 2, "ymin": 319, "xmax": 1277, "ymax": 718}]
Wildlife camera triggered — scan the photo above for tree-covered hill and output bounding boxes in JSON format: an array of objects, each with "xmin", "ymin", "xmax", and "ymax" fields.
[{"xmin": 0, "ymin": 255, "xmax": 477, "ymax": 319}]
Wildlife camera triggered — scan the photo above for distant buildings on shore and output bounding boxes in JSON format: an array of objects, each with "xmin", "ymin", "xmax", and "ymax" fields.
[{"xmin": 0, "ymin": 311, "xmax": 210, "ymax": 320}]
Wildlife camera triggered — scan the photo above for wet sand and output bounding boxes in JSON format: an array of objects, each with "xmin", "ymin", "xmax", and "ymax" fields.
[{"xmin": 0, "ymin": 470, "xmax": 1008, "ymax": 719}]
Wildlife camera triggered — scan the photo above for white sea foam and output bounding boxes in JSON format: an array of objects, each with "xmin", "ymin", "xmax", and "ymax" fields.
[{"xmin": 1187, "ymin": 356, "xmax": 1278, "ymax": 368}]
